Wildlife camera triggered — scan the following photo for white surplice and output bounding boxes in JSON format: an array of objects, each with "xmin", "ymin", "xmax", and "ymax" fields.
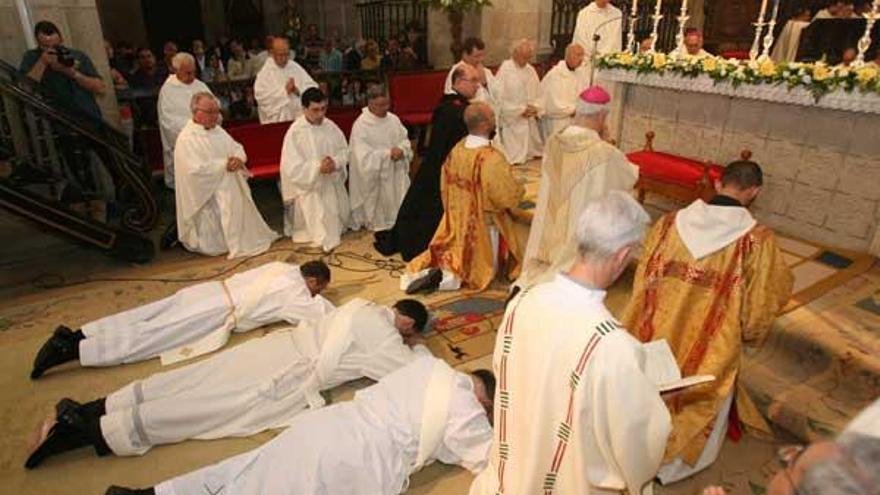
[
  {"xmin": 518, "ymin": 126, "xmax": 638, "ymax": 289},
  {"xmin": 99, "ymin": 298, "xmax": 431, "ymax": 456},
  {"xmin": 444, "ymin": 60, "xmax": 497, "ymax": 105},
  {"xmin": 154, "ymin": 356, "xmax": 492, "ymax": 495},
  {"xmin": 470, "ymin": 275, "xmax": 671, "ymax": 495},
  {"xmin": 572, "ymin": 2, "xmax": 623, "ymax": 76},
  {"xmin": 845, "ymin": 397, "xmax": 880, "ymax": 438},
  {"xmin": 771, "ymin": 20, "xmax": 810, "ymax": 63},
  {"xmin": 540, "ymin": 60, "xmax": 590, "ymax": 139},
  {"xmin": 78, "ymin": 261, "xmax": 334, "ymax": 367},
  {"xmin": 349, "ymin": 107, "xmax": 413, "ymax": 231},
  {"xmin": 157, "ymin": 75, "xmax": 212, "ymax": 188},
  {"xmin": 495, "ymin": 59, "xmax": 544, "ymax": 164},
  {"xmin": 173, "ymin": 120, "xmax": 278, "ymax": 259},
  {"xmin": 254, "ymin": 59, "xmax": 318, "ymax": 124},
  {"xmin": 280, "ymin": 116, "xmax": 351, "ymax": 251}
]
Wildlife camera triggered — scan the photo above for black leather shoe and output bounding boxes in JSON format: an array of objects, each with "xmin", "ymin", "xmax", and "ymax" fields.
[
  {"xmin": 31, "ymin": 326, "xmax": 82, "ymax": 379},
  {"xmin": 24, "ymin": 400, "xmax": 88, "ymax": 469},
  {"xmin": 105, "ymin": 486, "xmax": 155, "ymax": 495},
  {"xmin": 405, "ymin": 268, "xmax": 443, "ymax": 295}
]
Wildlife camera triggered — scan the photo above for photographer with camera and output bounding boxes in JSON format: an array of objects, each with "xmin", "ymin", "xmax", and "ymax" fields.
[{"xmin": 19, "ymin": 20, "xmax": 106, "ymax": 120}]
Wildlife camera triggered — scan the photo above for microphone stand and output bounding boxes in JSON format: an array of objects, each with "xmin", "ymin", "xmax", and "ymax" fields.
[{"xmin": 588, "ymin": 15, "xmax": 623, "ymax": 86}]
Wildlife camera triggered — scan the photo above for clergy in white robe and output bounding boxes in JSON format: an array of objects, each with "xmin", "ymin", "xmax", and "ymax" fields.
[
  {"xmin": 540, "ymin": 44, "xmax": 589, "ymax": 139},
  {"xmin": 103, "ymin": 356, "xmax": 493, "ymax": 495},
  {"xmin": 444, "ymin": 37, "xmax": 497, "ymax": 105},
  {"xmin": 174, "ymin": 92, "xmax": 278, "ymax": 259},
  {"xmin": 280, "ymin": 88, "xmax": 351, "ymax": 251},
  {"xmin": 254, "ymin": 37, "xmax": 318, "ymax": 124},
  {"xmin": 470, "ymin": 192, "xmax": 671, "ymax": 495},
  {"xmin": 349, "ymin": 85, "xmax": 413, "ymax": 231},
  {"xmin": 25, "ymin": 299, "xmax": 434, "ymax": 467},
  {"xmin": 518, "ymin": 86, "xmax": 638, "ymax": 289},
  {"xmin": 30, "ymin": 261, "xmax": 334, "ymax": 379},
  {"xmin": 572, "ymin": 0, "xmax": 623, "ymax": 78},
  {"xmin": 673, "ymin": 29, "xmax": 711, "ymax": 58},
  {"xmin": 157, "ymin": 53, "xmax": 212, "ymax": 188},
  {"xmin": 495, "ymin": 39, "xmax": 544, "ymax": 164}
]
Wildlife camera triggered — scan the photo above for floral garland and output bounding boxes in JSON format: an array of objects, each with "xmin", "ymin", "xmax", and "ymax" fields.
[{"xmin": 596, "ymin": 51, "xmax": 880, "ymax": 100}]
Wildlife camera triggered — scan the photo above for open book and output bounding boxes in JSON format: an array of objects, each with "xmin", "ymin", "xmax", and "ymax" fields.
[{"xmin": 643, "ymin": 340, "xmax": 715, "ymax": 394}]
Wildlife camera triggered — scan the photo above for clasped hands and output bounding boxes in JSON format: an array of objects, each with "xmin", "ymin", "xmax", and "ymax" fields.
[
  {"xmin": 521, "ymin": 104, "xmax": 539, "ymax": 119},
  {"xmin": 285, "ymin": 78, "xmax": 298, "ymax": 95},
  {"xmin": 226, "ymin": 156, "xmax": 245, "ymax": 172},
  {"xmin": 390, "ymin": 147, "xmax": 404, "ymax": 161},
  {"xmin": 319, "ymin": 156, "xmax": 336, "ymax": 174}
]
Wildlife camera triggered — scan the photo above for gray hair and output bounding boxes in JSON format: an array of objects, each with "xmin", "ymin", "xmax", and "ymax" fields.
[
  {"xmin": 800, "ymin": 434, "xmax": 880, "ymax": 495},
  {"xmin": 189, "ymin": 91, "xmax": 217, "ymax": 114},
  {"xmin": 366, "ymin": 83, "xmax": 388, "ymax": 101},
  {"xmin": 510, "ymin": 38, "xmax": 535, "ymax": 56},
  {"xmin": 172, "ymin": 52, "xmax": 195, "ymax": 71},
  {"xmin": 575, "ymin": 191, "xmax": 650, "ymax": 260}
]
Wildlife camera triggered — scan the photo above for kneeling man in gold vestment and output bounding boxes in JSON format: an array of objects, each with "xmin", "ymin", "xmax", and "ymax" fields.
[
  {"xmin": 402, "ymin": 102, "xmax": 524, "ymax": 293},
  {"xmin": 622, "ymin": 160, "xmax": 794, "ymax": 483}
]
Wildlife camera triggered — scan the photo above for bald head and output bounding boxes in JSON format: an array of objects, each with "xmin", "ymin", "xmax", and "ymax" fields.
[
  {"xmin": 452, "ymin": 63, "xmax": 480, "ymax": 100},
  {"xmin": 565, "ymin": 43, "xmax": 585, "ymax": 69},
  {"xmin": 511, "ymin": 39, "xmax": 535, "ymax": 67},
  {"xmin": 464, "ymin": 102, "xmax": 495, "ymax": 137},
  {"xmin": 271, "ymin": 37, "xmax": 290, "ymax": 68}
]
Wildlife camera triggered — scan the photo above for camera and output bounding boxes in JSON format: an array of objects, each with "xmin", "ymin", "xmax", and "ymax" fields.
[{"xmin": 48, "ymin": 45, "xmax": 76, "ymax": 67}]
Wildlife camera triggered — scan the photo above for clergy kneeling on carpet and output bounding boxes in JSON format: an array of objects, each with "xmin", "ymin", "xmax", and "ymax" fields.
[
  {"xmin": 540, "ymin": 43, "xmax": 589, "ymax": 138},
  {"xmin": 349, "ymin": 83, "xmax": 413, "ymax": 232},
  {"xmin": 402, "ymin": 101, "xmax": 524, "ymax": 294},
  {"xmin": 25, "ymin": 298, "xmax": 430, "ymax": 468},
  {"xmin": 280, "ymin": 87, "xmax": 351, "ymax": 252},
  {"xmin": 470, "ymin": 192, "xmax": 672, "ymax": 495},
  {"xmin": 102, "ymin": 356, "xmax": 494, "ymax": 495},
  {"xmin": 518, "ymin": 85, "xmax": 638, "ymax": 289},
  {"xmin": 622, "ymin": 160, "xmax": 794, "ymax": 483},
  {"xmin": 174, "ymin": 91, "xmax": 278, "ymax": 258},
  {"xmin": 495, "ymin": 38, "xmax": 543, "ymax": 165},
  {"xmin": 30, "ymin": 260, "xmax": 333, "ymax": 378}
]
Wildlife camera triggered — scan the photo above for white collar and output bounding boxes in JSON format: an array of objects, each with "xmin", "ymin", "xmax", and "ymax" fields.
[
  {"xmin": 554, "ymin": 273, "xmax": 607, "ymax": 301},
  {"xmin": 675, "ymin": 199, "xmax": 757, "ymax": 260},
  {"xmin": 465, "ymin": 134, "xmax": 491, "ymax": 149}
]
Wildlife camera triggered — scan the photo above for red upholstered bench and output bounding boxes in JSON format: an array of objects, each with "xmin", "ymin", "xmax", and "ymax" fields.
[
  {"xmin": 388, "ymin": 70, "xmax": 447, "ymax": 126},
  {"xmin": 720, "ymin": 50, "xmax": 751, "ymax": 60},
  {"xmin": 626, "ymin": 132, "xmax": 726, "ymax": 204},
  {"xmin": 227, "ymin": 121, "xmax": 289, "ymax": 180}
]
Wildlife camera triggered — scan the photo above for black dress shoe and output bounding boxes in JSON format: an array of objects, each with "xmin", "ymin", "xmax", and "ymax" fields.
[
  {"xmin": 105, "ymin": 486, "xmax": 155, "ymax": 495},
  {"xmin": 31, "ymin": 326, "xmax": 82, "ymax": 379},
  {"xmin": 25, "ymin": 400, "xmax": 88, "ymax": 469},
  {"xmin": 405, "ymin": 268, "xmax": 443, "ymax": 295}
]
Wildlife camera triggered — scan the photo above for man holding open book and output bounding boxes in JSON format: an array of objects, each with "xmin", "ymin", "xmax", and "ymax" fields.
[
  {"xmin": 622, "ymin": 160, "xmax": 794, "ymax": 483},
  {"xmin": 470, "ymin": 192, "xmax": 681, "ymax": 495}
]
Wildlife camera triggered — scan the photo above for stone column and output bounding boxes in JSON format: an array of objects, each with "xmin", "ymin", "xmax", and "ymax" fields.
[
  {"xmin": 479, "ymin": 0, "xmax": 543, "ymax": 65},
  {"xmin": 427, "ymin": 6, "xmax": 483, "ymax": 69}
]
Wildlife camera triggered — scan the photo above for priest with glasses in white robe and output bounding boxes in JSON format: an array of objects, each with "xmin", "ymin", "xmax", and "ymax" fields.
[
  {"xmin": 30, "ymin": 260, "xmax": 334, "ymax": 379},
  {"xmin": 173, "ymin": 92, "xmax": 278, "ymax": 258},
  {"xmin": 349, "ymin": 84, "xmax": 413, "ymax": 231},
  {"xmin": 254, "ymin": 36, "xmax": 318, "ymax": 124},
  {"xmin": 470, "ymin": 192, "xmax": 672, "ymax": 495},
  {"xmin": 99, "ymin": 356, "xmax": 494, "ymax": 495},
  {"xmin": 280, "ymin": 88, "xmax": 351, "ymax": 252},
  {"xmin": 25, "ymin": 298, "xmax": 433, "ymax": 468},
  {"xmin": 540, "ymin": 43, "xmax": 589, "ymax": 139},
  {"xmin": 495, "ymin": 39, "xmax": 544, "ymax": 165},
  {"xmin": 157, "ymin": 52, "xmax": 212, "ymax": 188}
]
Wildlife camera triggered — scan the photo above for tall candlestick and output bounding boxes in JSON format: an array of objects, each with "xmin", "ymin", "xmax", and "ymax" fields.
[
  {"xmin": 674, "ymin": 0, "xmax": 691, "ymax": 55},
  {"xmin": 649, "ymin": 0, "xmax": 664, "ymax": 52},
  {"xmin": 855, "ymin": 0, "xmax": 880, "ymax": 65},
  {"xmin": 627, "ymin": 1, "xmax": 640, "ymax": 54},
  {"xmin": 749, "ymin": 0, "xmax": 771, "ymax": 60},
  {"xmin": 760, "ymin": 0, "xmax": 781, "ymax": 59}
]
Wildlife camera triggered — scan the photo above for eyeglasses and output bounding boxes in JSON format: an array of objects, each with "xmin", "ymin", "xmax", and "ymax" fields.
[
  {"xmin": 196, "ymin": 107, "xmax": 220, "ymax": 114},
  {"xmin": 777, "ymin": 445, "xmax": 808, "ymax": 495}
]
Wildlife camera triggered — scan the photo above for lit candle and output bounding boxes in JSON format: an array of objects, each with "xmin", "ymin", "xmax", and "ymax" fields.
[{"xmin": 757, "ymin": 0, "xmax": 769, "ymax": 23}]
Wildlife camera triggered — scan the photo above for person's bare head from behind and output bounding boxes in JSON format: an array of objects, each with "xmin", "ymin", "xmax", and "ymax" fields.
[
  {"xmin": 464, "ymin": 102, "xmax": 496, "ymax": 138},
  {"xmin": 451, "ymin": 63, "xmax": 480, "ymax": 100}
]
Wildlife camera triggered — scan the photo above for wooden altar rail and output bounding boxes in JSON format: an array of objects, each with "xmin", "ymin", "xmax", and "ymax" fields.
[
  {"xmin": 357, "ymin": 0, "xmax": 428, "ymax": 42},
  {"xmin": 550, "ymin": 0, "xmax": 682, "ymax": 57}
]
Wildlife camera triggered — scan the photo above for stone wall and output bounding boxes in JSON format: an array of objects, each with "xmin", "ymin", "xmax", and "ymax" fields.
[
  {"xmin": 94, "ymin": 0, "xmax": 147, "ymax": 47},
  {"xmin": 615, "ymin": 84, "xmax": 880, "ymax": 256}
]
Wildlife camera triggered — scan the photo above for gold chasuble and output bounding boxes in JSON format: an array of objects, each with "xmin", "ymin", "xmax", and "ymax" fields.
[
  {"xmin": 407, "ymin": 141, "xmax": 524, "ymax": 290},
  {"xmin": 622, "ymin": 211, "xmax": 793, "ymax": 465}
]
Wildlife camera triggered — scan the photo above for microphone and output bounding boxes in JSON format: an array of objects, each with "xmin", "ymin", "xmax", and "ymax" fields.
[{"xmin": 588, "ymin": 15, "xmax": 623, "ymax": 86}]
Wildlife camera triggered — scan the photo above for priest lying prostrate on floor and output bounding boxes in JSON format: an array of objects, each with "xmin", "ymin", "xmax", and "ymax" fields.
[
  {"xmin": 173, "ymin": 91, "xmax": 278, "ymax": 258},
  {"xmin": 30, "ymin": 260, "xmax": 333, "ymax": 378},
  {"xmin": 26, "ymin": 298, "xmax": 430, "ymax": 468},
  {"xmin": 102, "ymin": 356, "xmax": 495, "ymax": 495},
  {"xmin": 623, "ymin": 160, "xmax": 794, "ymax": 483},
  {"xmin": 402, "ymin": 101, "xmax": 524, "ymax": 294},
  {"xmin": 280, "ymin": 87, "xmax": 351, "ymax": 252}
]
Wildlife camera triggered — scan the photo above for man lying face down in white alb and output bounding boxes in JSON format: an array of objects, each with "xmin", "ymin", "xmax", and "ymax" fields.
[
  {"xmin": 26, "ymin": 298, "xmax": 433, "ymax": 468},
  {"xmin": 103, "ymin": 356, "xmax": 494, "ymax": 495},
  {"xmin": 30, "ymin": 260, "xmax": 334, "ymax": 379}
]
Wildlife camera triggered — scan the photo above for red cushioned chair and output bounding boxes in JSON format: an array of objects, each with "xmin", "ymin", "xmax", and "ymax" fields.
[
  {"xmin": 227, "ymin": 121, "xmax": 289, "ymax": 180},
  {"xmin": 388, "ymin": 70, "xmax": 448, "ymax": 151},
  {"xmin": 327, "ymin": 106, "xmax": 360, "ymax": 140},
  {"xmin": 626, "ymin": 131, "xmax": 727, "ymax": 204}
]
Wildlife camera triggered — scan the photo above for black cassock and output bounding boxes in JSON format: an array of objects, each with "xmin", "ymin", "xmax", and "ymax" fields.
[{"xmin": 374, "ymin": 92, "xmax": 469, "ymax": 261}]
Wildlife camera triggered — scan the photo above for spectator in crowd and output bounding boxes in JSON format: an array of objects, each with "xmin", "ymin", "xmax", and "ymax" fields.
[
  {"xmin": 20, "ymin": 20, "xmax": 106, "ymax": 120},
  {"xmin": 202, "ymin": 52, "xmax": 228, "ymax": 83},
  {"xmin": 226, "ymin": 41, "xmax": 254, "ymax": 80},
  {"xmin": 103, "ymin": 40, "xmax": 128, "ymax": 90},
  {"xmin": 163, "ymin": 41, "xmax": 178, "ymax": 74},
  {"xmin": 128, "ymin": 47, "xmax": 169, "ymax": 90},
  {"xmin": 405, "ymin": 22, "xmax": 428, "ymax": 65},
  {"xmin": 304, "ymin": 23, "xmax": 324, "ymax": 70},
  {"xmin": 361, "ymin": 40, "xmax": 383, "ymax": 70},
  {"xmin": 109, "ymin": 40, "xmax": 136, "ymax": 75},
  {"xmin": 345, "ymin": 39, "xmax": 365, "ymax": 71},
  {"xmin": 320, "ymin": 38, "xmax": 344, "ymax": 72},
  {"xmin": 192, "ymin": 39, "xmax": 208, "ymax": 78}
]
